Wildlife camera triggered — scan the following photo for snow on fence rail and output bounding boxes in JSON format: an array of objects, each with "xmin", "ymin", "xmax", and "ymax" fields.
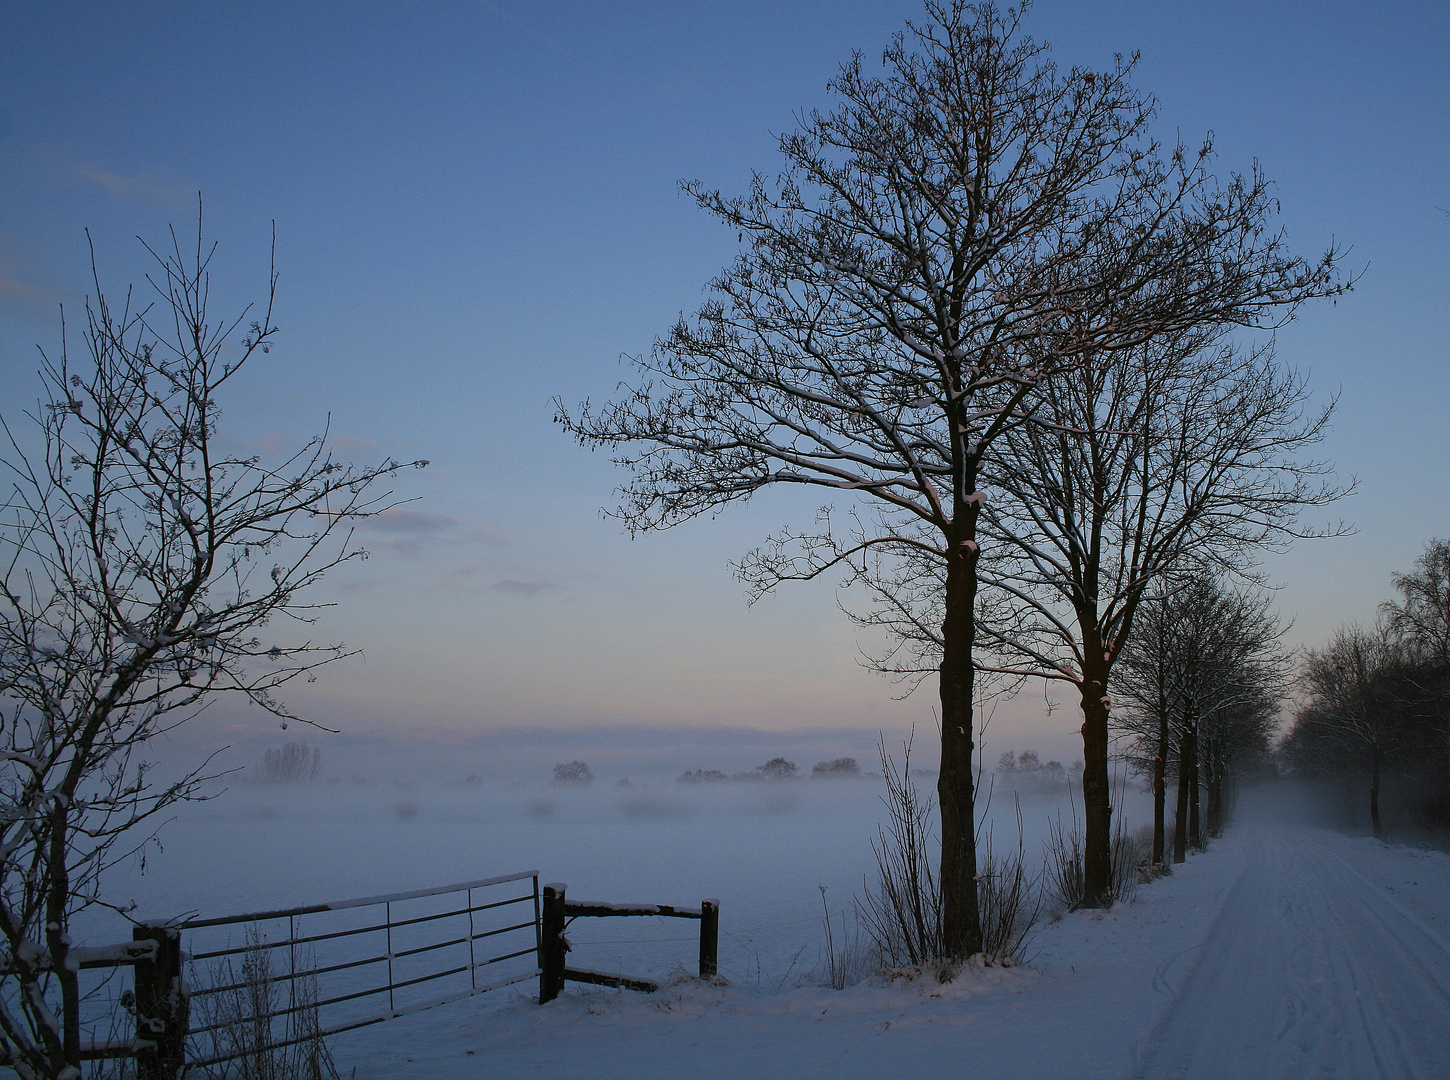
[{"xmin": 538, "ymin": 883, "xmax": 719, "ymax": 1004}]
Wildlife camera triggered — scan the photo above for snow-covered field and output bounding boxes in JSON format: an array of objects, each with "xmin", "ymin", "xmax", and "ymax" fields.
[
  {"xmin": 91, "ymin": 770, "xmax": 1121, "ymax": 980},
  {"xmin": 78, "ymin": 778, "xmax": 1450, "ymax": 1079}
]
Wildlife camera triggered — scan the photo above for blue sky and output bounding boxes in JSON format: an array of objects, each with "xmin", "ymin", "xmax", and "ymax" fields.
[{"xmin": 2, "ymin": 1, "xmax": 1446, "ymax": 776}]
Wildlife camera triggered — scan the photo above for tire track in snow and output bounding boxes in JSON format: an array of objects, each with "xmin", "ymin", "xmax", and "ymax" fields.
[{"xmin": 1128, "ymin": 826, "xmax": 1450, "ymax": 1080}]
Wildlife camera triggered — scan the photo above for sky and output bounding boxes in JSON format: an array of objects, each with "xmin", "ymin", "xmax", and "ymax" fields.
[{"xmin": 1, "ymin": 0, "xmax": 1446, "ymax": 779}]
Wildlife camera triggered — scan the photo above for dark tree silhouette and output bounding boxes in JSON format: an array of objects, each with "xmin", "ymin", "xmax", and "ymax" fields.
[
  {"xmin": 0, "ymin": 216, "xmax": 422, "ymax": 1077},
  {"xmin": 560, "ymin": 1, "xmax": 1344, "ymax": 953},
  {"xmin": 1116, "ymin": 577, "xmax": 1287, "ymax": 862}
]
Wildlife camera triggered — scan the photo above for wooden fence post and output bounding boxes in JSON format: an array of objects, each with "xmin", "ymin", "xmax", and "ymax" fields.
[
  {"xmin": 699, "ymin": 899, "xmax": 719, "ymax": 979},
  {"xmin": 132, "ymin": 924, "xmax": 186, "ymax": 1080},
  {"xmin": 539, "ymin": 883, "xmax": 568, "ymax": 1004}
]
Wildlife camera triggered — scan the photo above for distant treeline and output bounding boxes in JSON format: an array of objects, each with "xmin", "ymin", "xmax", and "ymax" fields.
[
  {"xmin": 1279, "ymin": 539, "xmax": 1450, "ymax": 840},
  {"xmin": 995, "ymin": 750, "xmax": 1077, "ymax": 780},
  {"xmin": 677, "ymin": 757, "xmax": 864, "ymax": 783}
]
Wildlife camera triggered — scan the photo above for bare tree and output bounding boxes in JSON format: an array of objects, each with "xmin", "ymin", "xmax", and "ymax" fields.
[
  {"xmin": 1381, "ymin": 538, "xmax": 1450, "ymax": 807},
  {"xmin": 559, "ymin": 1, "xmax": 1343, "ymax": 954},
  {"xmin": 1297, "ymin": 622, "xmax": 1419, "ymax": 838},
  {"xmin": 812, "ymin": 756, "xmax": 862, "ymax": 777},
  {"xmin": 259, "ymin": 742, "xmax": 323, "ymax": 784},
  {"xmin": 552, "ymin": 760, "xmax": 594, "ymax": 784},
  {"xmin": 1283, "ymin": 541, "xmax": 1450, "ymax": 836},
  {"xmin": 1382, "ymin": 539, "xmax": 1450, "ymax": 667},
  {"xmin": 848, "ymin": 331, "xmax": 1339, "ymax": 900},
  {"xmin": 1111, "ymin": 586, "xmax": 1180, "ymax": 863},
  {"xmin": 1198, "ymin": 679, "xmax": 1278, "ymax": 838},
  {"xmin": 0, "ymin": 218, "xmax": 423, "ymax": 1078},
  {"xmin": 760, "ymin": 756, "xmax": 801, "ymax": 780},
  {"xmin": 1116, "ymin": 577, "xmax": 1287, "ymax": 862}
]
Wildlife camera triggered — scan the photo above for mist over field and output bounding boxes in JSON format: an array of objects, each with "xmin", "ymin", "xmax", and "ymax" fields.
[
  {"xmin": 4, "ymin": 0, "xmax": 1448, "ymax": 1075},
  {"xmin": 86, "ymin": 756, "xmax": 1139, "ymax": 979}
]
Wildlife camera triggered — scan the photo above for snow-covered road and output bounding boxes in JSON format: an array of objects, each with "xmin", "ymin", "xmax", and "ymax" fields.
[
  {"xmin": 1130, "ymin": 826, "xmax": 1450, "ymax": 1079},
  {"xmin": 332, "ymin": 811, "xmax": 1450, "ymax": 1079}
]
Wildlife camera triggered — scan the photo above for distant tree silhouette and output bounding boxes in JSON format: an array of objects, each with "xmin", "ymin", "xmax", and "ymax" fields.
[
  {"xmin": 553, "ymin": 760, "xmax": 595, "ymax": 784},
  {"xmin": 760, "ymin": 757, "xmax": 800, "ymax": 780},
  {"xmin": 260, "ymin": 742, "xmax": 323, "ymax": 784}
]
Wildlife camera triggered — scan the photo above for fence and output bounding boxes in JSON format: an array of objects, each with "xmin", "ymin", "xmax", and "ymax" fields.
[
  {"xmin": 538, "ymin": 883, "xmax": 719, "ymax": 1004},
  {"xmin": 74, "ymin": 870, "xmax": 540, "ymax": 1075},
  {"xmin": 69, "ymin": 871, "xmax": 718, "ymax": 1073}
]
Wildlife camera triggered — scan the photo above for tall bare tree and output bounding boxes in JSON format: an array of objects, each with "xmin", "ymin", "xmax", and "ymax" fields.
[
  {"xmin": 978, "ymin": 332, "xmax": 1334, "ymax": 898},
  {"xmin": 1116, "ymin": 576, "xmax": 1288, "ymax": 862},
  {"xmin": 0, "ymin": 219, "xmax": 423, "ymax": 1078},
  {"xmin": 847, "ymin": 332, "xmax": 1339, "ymax": 901},
  {"xmin": 1111, "ymin": 584, "xmax": 1180, "ymax": 863},
  {"xmin": 1198, "ymin": 680, "xmax": 1279, "ymax": 839},
  {"xmin": 1382, "ymin": 538, "xmax": 1450, "ymax": 804},
  {"xmin": 559, "ymin": 1, "xmax": 1343, "ymax": 955},
  {"xmin": 1383, "ymin": 539, "xmax": 1450, "ymax": 667},
  {"xmin": 1296, "ymin": 622, "xmax": 1420, "ymax": 838}
]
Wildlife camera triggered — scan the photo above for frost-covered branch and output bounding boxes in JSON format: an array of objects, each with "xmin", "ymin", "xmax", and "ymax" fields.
[{"xmin": 0, "ymin": 210, "xmax": 424, "ymax": 1077}]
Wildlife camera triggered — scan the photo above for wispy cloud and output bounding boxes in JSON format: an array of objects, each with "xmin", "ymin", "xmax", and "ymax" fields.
[
  {"xmin": 0, "ymin": 272, "xmax": 68, "ymax": 321},
  {"xmin": 364, "ymin": 508, "xmax": 458, "ymax": 535},
  {"xmin": 248, "ymin": 432, "xmax": 306, "ymax": 457},
  {"xmin": 465, "ymin": 524, "xmax": 507, "ymax": 545},
  {"xmin": 0, "ymin": 233, "xmax": 75, "ymax": 321},
  {"xmin": 331, "ymin": 434, "xmax": 381, "ymax": 456},
  {"xmin": 74, "ymin": 160, "xmax": 189, "ymax": 205},
  {"xmin": 491, "ymin": 579, "xmax": 554, "ymax": 596}
]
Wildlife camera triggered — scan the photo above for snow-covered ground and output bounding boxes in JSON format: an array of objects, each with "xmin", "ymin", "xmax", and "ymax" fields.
[
  {"xmin": 325, "ymin": 806, "xmax": 1450, "ymax": 1079},
  {"xmin": 77, "ymin": 778, "xmax": 1450, "ymax": 1079}
]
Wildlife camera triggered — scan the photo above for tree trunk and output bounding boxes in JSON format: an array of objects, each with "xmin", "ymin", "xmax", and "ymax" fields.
[
  {"xmin": 1078, "ymin": 643, "xmax": 1113, "ymax": 907},
  {"xmin": 47, "ymin": 804, "xmax": 80, "ymax": 1074},
  {"xmin": 1369, "ymin": 749, "xmax": 1383, "ymax": 839},
  {"xmin": 1152, "ymin": 695, "xmax": 1169, "ymax": 865},
  {"xmin": 1173, "ymin": 723, "xmax": 1195, "ymax": 863},
  {"xmin": 937, "ymin": 535, "xmax": 982, "ymax": 958},
  {"xmin": 1206, "ymin": 773, "xmax": 1223, "ymax": 838},
  {"xmin": 1187, "ymin": 725, "xmax": 1201, "ymax": 849}
]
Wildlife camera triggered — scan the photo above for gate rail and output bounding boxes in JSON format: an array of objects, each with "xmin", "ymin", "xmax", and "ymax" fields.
[
  {"xmin": 181, "ymin": 869, "xmax": 541, "ymax": 1068},
  {"xmin": 71, "ymin": 870, "xmax": 541, "ymax": 1074}
]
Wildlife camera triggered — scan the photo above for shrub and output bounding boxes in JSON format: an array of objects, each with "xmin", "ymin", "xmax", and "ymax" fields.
[
  {"xmin": 552, "ymin": 760, "xmax": 594, "ymax": 784},
  {"xmin": 191, "ymin": 929, "xmax": 339, "ymax": 1080},
  {"xmin": 857, "ymin": 737, "xmax": 1037, "ymax": 975},
  {"xmin": 677, "ymin": 769, "xmax": 729, "ymax": 784},
  {"xmin": 816, "ymin": 886, "xmax": 874, "ymax": 989},
  {"xmin": 856, "ymin": 739, "xmax": 942, "ymax": 968},
  {"xmin": 976, "ymin": 798, "xmax": 1039, "ymax": 964},
  {"xmin": 1043, "ymin": 780, "xmax": 1146, "ymax": 911},
  {"xmin": 759, "ymin": 757, "xmax": 799, "ymax": 780},
  {"xmin": 1043, "ymin": 807, "xmax": 1086, "ymax": 912},
  {"xmin": 811, "ymin": 757, "xmax": 862, "ymax": 778}
]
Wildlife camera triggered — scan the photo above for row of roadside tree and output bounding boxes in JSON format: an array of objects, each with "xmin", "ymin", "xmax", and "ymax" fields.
[
  {"xmin": 559, "ymin": 0, "xmax": 1350, "ymax": 957},
  {"xmin": 1280, "ymin": 540, "xmax": 1450, "ymax": 838}
]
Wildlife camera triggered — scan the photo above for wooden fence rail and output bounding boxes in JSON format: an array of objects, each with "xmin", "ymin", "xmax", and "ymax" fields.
[{"xmin": 538, "ymin": 883, "xmax": 719, "ymax": 1004}]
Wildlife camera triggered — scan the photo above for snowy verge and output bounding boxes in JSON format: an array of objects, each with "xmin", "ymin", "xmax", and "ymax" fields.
[{"xmin": 329, "ymin": 824, "xmax": 1450, "ymax": 1080}]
